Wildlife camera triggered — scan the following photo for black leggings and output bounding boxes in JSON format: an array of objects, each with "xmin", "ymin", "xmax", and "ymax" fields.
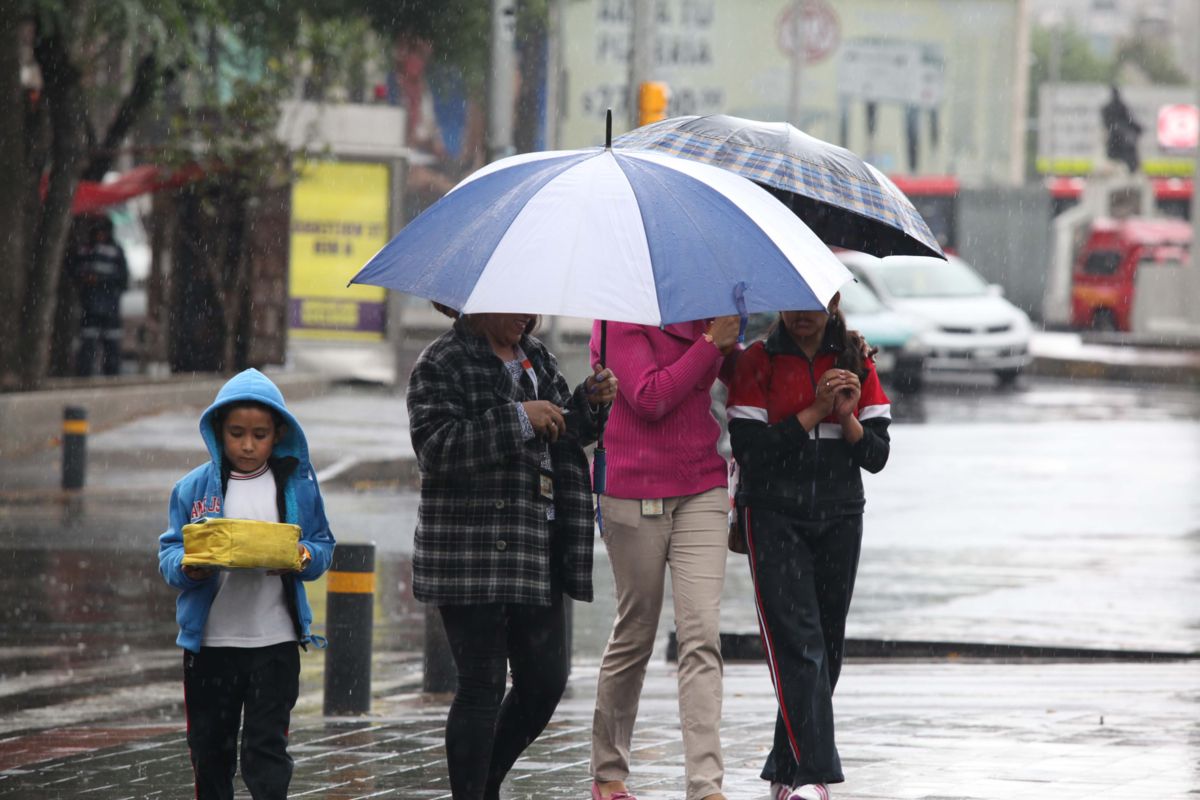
[{"xmin": 438, "ymin": 590, "xmax": 568, "ymax": 800}]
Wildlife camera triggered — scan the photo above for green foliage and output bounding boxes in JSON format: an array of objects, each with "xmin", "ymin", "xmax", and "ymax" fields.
[
  {"xmin": 1030, "ymin": 24, "xmax": 1114, "ymax": 88},
  {"xmin": 1115, "ymin": 37, "xmax": 1189, "ymax": 86},
  {"xmin": 359, "ymin": 0, "xmax": 549, "ymax": 93}
]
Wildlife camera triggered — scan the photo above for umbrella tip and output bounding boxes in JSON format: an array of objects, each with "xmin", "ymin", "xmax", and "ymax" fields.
[{"xmin": 605, "ymin": 109, "xmax": 612, "ymax": 149}]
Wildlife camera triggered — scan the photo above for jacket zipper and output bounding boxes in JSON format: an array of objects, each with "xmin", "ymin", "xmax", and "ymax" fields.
[{"xmin": 804, "ymin": 357, "xmax": 820, "ymax": 509}]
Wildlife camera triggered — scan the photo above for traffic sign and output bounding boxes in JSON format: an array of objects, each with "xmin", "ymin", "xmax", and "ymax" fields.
[
  {"xmin": 1156, "ymin": 104, "xmax": 1198, "ymax": 150},
  {"xmin": 777, "ymin": 0, "xmax": 841, "ymax": 65}
]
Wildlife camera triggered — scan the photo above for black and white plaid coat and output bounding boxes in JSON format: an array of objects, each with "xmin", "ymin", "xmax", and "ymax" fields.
[{"xmin": 407, "ymin": 319, "xmax": 600, "ymax": 606}]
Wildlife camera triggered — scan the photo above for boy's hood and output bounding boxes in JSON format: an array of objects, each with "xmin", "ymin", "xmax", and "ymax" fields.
[{"xmin": 199, "ymin": 369, "xmax": 309, "ymax": 468}]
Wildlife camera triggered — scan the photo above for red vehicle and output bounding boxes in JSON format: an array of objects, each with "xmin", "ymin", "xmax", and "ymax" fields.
[
  {"xmin": 1069, "ymin": 217, "xmax": 1192, "ymax": 331},
  {"xmin": 1049, "ymin": 177, "xmax": 1194, "ymax": 220},
  {"xmin": 889, "ymin": 175, "xmax": 959, "ymax": 252}
]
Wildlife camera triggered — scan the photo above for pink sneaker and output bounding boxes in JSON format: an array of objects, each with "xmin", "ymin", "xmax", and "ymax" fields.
[
  {"xmin": 770, "ymin": 784, "xmax": 830, "ymax": 800},
  {"xmin": 591, "ymin": 782, "xmax": 638, "ymax": 800}
]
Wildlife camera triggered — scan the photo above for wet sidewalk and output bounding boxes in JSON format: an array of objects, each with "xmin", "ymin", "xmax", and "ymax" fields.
[
  {"xmin": 2, "ymin": 378, "xmax": 1198, "ymax": 797},
  {"xmin": 1, "ymin": 657, "xmax": 1197, "ymax": 799}
]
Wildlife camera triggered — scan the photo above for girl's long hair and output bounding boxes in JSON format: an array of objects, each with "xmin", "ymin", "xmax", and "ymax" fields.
[
  {"xmin": 768, "ymin": 305, "xmax": 872, "ymax": 379},
  {"xmin": 828, "ymin": 307, "xmax": 870, "ymax": 380}
]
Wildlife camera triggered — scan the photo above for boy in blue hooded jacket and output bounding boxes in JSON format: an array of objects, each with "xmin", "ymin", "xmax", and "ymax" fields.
[{"xmin": 158, "ymin": 369, "xmax": 335, "ymax": 800}]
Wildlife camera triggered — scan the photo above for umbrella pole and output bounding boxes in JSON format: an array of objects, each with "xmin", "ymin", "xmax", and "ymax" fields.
[
  {"xmin": 605, "ymin": 109, "xmax": 612, "ymax": 149},
  {"xmin": 594, "ymin": 320, "xmax": 608, "ymax": 495}
]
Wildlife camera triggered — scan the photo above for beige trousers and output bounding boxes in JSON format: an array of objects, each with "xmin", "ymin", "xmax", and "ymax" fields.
[{"xmin": 590, "ymin": 487, "xmax": 728, "ymax": 800}]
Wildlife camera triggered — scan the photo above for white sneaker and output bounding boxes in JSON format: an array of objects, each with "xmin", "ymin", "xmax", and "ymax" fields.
[
  {"xmin": 769, "ymin": 784, "xmax": 790, "ymax": 800},
  {"xmin": 789, "ymin": 785, "xmax": 830, "ymax": 800}
]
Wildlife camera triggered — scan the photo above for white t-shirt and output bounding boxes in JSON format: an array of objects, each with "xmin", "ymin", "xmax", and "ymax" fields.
[{"xmin": 203, "ymin": 464, "xmax": 297, "ymax": 648}]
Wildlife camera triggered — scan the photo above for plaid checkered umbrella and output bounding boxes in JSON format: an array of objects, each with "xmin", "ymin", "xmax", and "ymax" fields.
[{"xmin": 615, "ymin": 114, "xmax": 946, "ymax": 259}]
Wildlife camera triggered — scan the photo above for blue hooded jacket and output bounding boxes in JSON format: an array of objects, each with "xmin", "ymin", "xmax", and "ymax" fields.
[{"xmin": 158, "ymin": 369, "xmax": 336, "ymax": 652}]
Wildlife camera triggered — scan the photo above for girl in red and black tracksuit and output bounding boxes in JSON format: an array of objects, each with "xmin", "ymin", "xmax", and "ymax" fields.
[{"xmin": 726, "ymin": 294, "xmax": 890, "ymax": 800}]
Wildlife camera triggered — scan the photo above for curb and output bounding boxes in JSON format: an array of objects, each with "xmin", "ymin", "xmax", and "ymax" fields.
[
  {"xmin": 1028, "ymin": 355, "xmax": 1200, "ymax": 385},
  {"xmin": 0, "ymin": 372, "xmax": 333, "ymax": 459},
  {"xmin": 667, "ymin": 631, "xmax": 1200, "ymax": 663}
]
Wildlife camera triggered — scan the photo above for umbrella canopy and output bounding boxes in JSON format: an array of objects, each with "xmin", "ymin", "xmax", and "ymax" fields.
[
  {"xmin": 614, "ymin": 114, "xmax": 946, "ymax": 259},
  {"xmin": 349, "ymin": 146, "xmax": 852, "ymax": 325}
]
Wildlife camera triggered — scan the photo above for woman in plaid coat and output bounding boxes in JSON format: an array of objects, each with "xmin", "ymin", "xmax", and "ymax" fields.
[{"xmin": 407, "ymin": 310, "xmax": 617, "ymax": 800}]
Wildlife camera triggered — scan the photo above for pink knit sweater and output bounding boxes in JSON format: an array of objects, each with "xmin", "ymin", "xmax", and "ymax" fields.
[{"xmin": 589, "ymin": 320, "xmax": 736, "ymax": 500}]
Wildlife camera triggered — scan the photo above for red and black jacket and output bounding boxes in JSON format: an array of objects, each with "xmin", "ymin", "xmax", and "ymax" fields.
[{"xmin": 726, "ymin": 324, "xmax": 891, "ymax": 517}]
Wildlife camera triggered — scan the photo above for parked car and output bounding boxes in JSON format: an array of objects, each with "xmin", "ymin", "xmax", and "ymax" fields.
[
  {"xmin": 742, "ymin": 278, "xmax": 929, "ymax": 392},
  {"xmin": 1069, "ymin": 217, "xmax": 1191, "ymax": 332},
  {"xmin": 837, "ymin": 251, "xmax": 1032, "ymax": 386}
]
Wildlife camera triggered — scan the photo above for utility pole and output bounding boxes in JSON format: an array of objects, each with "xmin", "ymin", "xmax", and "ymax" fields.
[
  {"xmin": 627, "ymin": 0, "xmax": 655, "ymax": 131},
  {"xmin": 1009, "ymin": 0, "xmax": 1031, "ymax": 185},
  {"xmin": 544, "ymin": 0, "xmax": 565, "ymax": 150},
  {"xmin": 1047, "ymin": 16, "xmax": 1062, "ymax": 176},
  {"xmin": 488, "ymin": 0, "xmax": 517, "ymax": 162},
  {"xmin": 787, "ymin": 1, "xmax": 804, "ymax": 128},
  {"xmin": 1188, "ymin": 63, "xmax": 1200, "ymax": 334}
]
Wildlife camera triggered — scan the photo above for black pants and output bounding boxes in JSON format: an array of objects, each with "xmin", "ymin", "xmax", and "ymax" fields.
[
  {"xmin": 741, "ymin": 504, "xmax": 863, "ymax": 787},
  {"xmin": 77, "ymin": 313, "xmax": 121, "ymax": 376},
  {"xmin": 183, "ymin": 642, "xmax": 300, "ymax": 800},
  {"xmin": 438, "ymin": 588, "xmax": 568, "ymax": 800}
]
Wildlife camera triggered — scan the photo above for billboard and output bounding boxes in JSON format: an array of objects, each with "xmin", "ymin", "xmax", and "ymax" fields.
[
  {"xmin": 288, "ymin": 161, "xmax": 390, "ymax": 341},
  {"xmin": 560, "ymin": 0, "xmax": 1021, "ymax": 184},
  {"xmin": 1037, "ymin": 84, "xmax": 1199, "ymax": 177}
]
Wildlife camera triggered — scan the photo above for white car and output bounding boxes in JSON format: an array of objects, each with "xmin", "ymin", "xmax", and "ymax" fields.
[{"xmin": 837, "ymin": 251, "xmax": 1032, "ymax": 386}]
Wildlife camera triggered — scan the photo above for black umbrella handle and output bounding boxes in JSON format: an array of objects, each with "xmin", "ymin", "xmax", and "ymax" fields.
[
  {"xmin": 597, "ymin": 319, "xmax": 609, "ymax": 446},
  {"xmin": 605, "ymin": 109, "xmax": 612, "ymax": 149}
]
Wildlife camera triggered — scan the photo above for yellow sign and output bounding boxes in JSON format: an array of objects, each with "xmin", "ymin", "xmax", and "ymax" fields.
[{"xmin": 289, "ymin": 161, "xmax": 390, "ymax": 340}]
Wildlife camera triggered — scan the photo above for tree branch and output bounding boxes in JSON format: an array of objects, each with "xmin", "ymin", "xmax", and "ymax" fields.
[{"xmin": 82, "ymin": 52, "xmax": 176, "ymax": 181}]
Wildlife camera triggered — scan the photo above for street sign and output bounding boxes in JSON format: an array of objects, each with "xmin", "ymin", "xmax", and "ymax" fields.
[
  {"xmin": 837, "ymin": 38, "xmax": 945, "ymax": 109},
  {"xmin": 1156, "ymin": 104, "xmax": 1199, "ymax": 150},
  {"xmin": 777, "ymin": 0, "xmax": 841, "ymax": 65}
]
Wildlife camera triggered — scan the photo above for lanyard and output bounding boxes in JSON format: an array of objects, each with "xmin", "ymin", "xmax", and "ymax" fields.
[{"xmin": 515, "ymin": 346, "xmax": 538, "ymax": 400}]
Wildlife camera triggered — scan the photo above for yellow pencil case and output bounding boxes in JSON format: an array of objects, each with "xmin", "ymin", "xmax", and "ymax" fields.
[{"xmin": 182, "ymin": 517, "xmax": 302, "ymax": 571}]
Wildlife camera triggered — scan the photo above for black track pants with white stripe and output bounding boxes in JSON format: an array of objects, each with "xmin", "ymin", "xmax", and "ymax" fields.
[{"xmin": 741, "ymin": 504, "xmax": 863, "ymax": 787}]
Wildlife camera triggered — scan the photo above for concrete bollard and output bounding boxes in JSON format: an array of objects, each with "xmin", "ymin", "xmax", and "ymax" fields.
[
  {"xmin": 61, "ymin": 407, "xmax": 88, "ymax": 490},
  {"xmin": 323, "ymin": 543, "xmax": 375, "ymax": 716}
]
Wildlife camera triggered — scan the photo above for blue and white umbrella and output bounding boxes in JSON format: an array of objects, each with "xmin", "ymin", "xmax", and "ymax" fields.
[
  {"xmin": 349, "ymin": 133, "xmax": 853, "ymax": 496},
  {"xmin": 349, "ymin": 146, "xmax": 852, "ymax": 326}
]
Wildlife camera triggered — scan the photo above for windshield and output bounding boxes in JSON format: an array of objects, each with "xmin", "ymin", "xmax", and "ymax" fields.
[
  {"xmin": 838, "ymin": 279, "xmax": 885, "ymax": 314},
  {"xmin": 876, "ymin": 256, "xmax": 989, "ymax": 298}
]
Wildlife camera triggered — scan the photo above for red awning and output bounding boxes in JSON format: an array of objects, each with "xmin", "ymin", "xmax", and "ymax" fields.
[{"xmin": 41, "ymin": 163, "xmax": 207, "ymax": 215}]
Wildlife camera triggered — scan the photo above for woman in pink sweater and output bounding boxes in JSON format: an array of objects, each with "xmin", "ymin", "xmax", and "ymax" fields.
[{"xmin": 589, "ymin": 316, "xmax": 740, "ymax": 800}]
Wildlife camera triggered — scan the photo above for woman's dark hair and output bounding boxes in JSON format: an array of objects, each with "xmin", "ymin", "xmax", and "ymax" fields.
[
  {"xmin": 432, "ymin": 301, "xmax": 459, "ymax": 319},
  {"xmin": 462, "ymin": 313, "xmax": 541, "ymax": 337},
  {"xmin": 213, "ymin": 400, "xmax": 286, "ymax": 433}
]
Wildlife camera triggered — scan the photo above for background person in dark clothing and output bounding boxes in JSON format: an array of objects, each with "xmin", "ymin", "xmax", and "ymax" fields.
[
  {"xmin": 1101, "ymin": 85, "xmax": 1143, "ymax": 174},
  {"xmin": 70, "ymin": 214, "xmax": 129, "ymax": 376},
  {"xmin": 726, "ymin": 294, "xmax": 891, "ymax": 800}
]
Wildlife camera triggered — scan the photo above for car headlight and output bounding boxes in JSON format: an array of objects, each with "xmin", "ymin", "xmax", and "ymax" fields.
[{"xmin": 900, "ymin": 317, "xmax": 934, "ymax": 355}]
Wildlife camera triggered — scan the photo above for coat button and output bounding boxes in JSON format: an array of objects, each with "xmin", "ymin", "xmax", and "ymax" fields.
[
  {"xmin": 495, "ymin": 540, "xmax": 508, "ymax": 551},
  {"xmin": 494, "ymin": 500, "xmax": 506, "ymax": 509}
]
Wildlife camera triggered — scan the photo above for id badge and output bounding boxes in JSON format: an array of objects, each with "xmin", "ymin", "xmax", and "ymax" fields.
[
  {"xmin": 641, "ymin": 498, "xmax": 664, "ymax": 517},
  {"xmin": 538, "ymin": 468, "xmax": 555, "ymax": 501}
]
